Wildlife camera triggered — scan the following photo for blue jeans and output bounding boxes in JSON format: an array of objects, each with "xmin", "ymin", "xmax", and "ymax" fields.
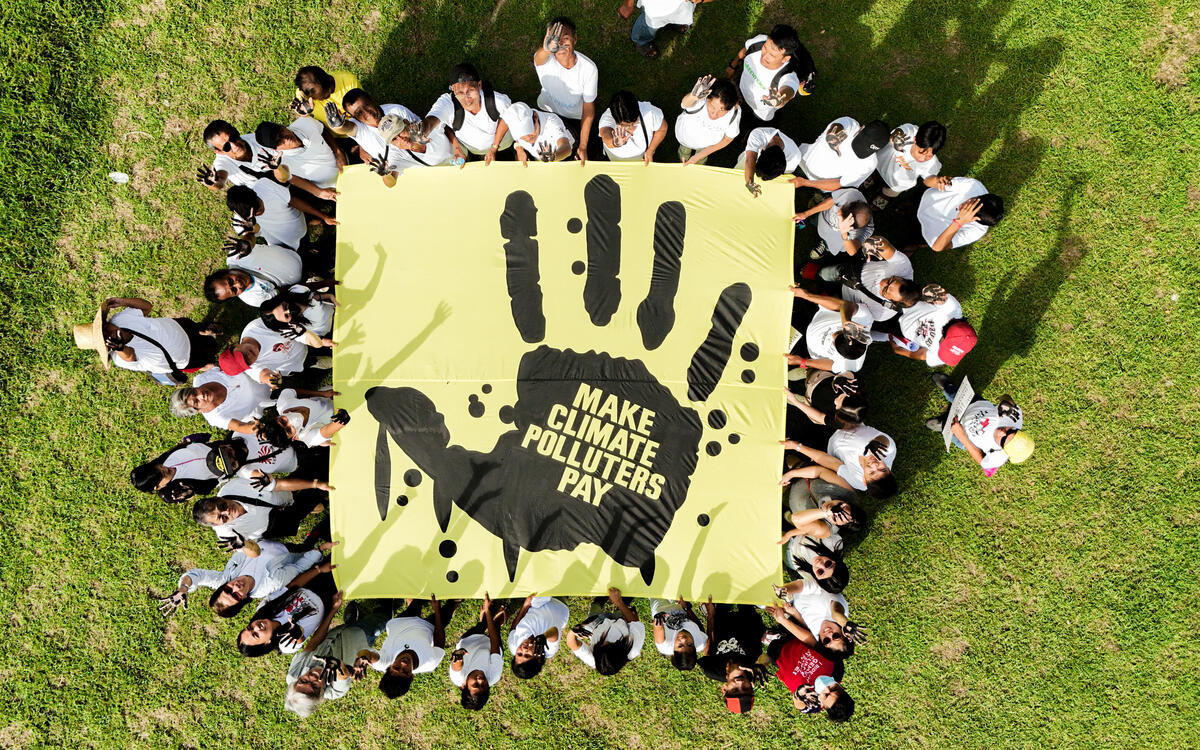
[
  {"xmin": 631, "ymin": 13, "xmax": 658, "ymax": 45},
  {"xmin": 351, "ymin": 611, "xmax": 388, "ymax": 647}
]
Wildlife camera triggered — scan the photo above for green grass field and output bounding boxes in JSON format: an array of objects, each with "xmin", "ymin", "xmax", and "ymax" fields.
[{"xmin": 2, "ymin": 0, "xmax": 1199, "ymax": 747}]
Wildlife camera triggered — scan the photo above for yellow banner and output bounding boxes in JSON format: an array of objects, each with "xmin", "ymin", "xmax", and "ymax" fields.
[{"xmin": 331, "ymin": 162, "xmax": 792, "ymax": 603}]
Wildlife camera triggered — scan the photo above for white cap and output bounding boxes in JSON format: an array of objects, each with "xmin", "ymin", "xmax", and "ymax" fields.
[{"xmin": 501, "ymin": 102, "xmax": 535, "ymax": 139}]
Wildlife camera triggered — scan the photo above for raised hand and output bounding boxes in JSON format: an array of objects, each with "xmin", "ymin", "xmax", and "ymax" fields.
[
  {"xmin": 861, "ymin": 235, "xmax": 887, "ymax": 261},
  {"xmin": 222, "ymin": 235, "xmax": 253, "ymax": 259},
  {"xmin": 920, "ymin": 283, "xmax": 948, "ymax": 305},
  {"xmin": 826, "ymin": 503, "xmax": 853, "ymax": 526},
  {"xmin": 278, "ymin": 627, "xmax": 304, "ymax": 651},
  {"xmin": 368, "ymin": 147, "xmax": 391, "ymax": 176},
  {"xmin": 256, "ymin": 150, "xmax": 282, "ymax": 171},
  {"xmin": 537, "ymin": 141, "xmax": 555, "ymax": 162},
  {"xmin": 926, "ymin": 175, "xmax": 952, "ymax": 190},
  {"xmin": 836, "ymin": 209, "xmax": 856, "ymax": 237},
  {"xmin": 690, "ymin": 74, "xmax": 715, "ymax": 100},
  {"xmin": 405, "ymin": 120, "xmax": 430, "ymax": 146},
  {"xmin": 248, "ymin": 471, "xmax": 271, "ymax": 491},
  {"xmin": 610, "ymin": 124, "xmax": 633, "ymax": 147},
  {"xmin": 543, "ymin": 21, "xmax": 565, "ymax": 53},
  {"xmin": 324, "ymin": 102, "xmax": 345, "ymax": 129},
  {"xmin": 231, "ymin": 216, "xmax": 259, "ymax": 237},
  {"xmin": 289, "ymin": 96, "xmax": 314, "ymax": 117},
  {"xmin": 794, "ymin": 684, "xmax": 821, "ymax": 711},
  {"xmin": 841, "ymin": 620, "xmax": 868, "ymax": 644},
  {"xmin": 156, "ymin": 590, "xmax": 187, "ymax": 617},
  {"xmin": 331, "ymin": 409, "xmax": 351, "ymax": 425},
  {"xmin": 840, "ymin": 319, "xmax": 871, "ymax": 345},
  {"xmin": 195, "ymin": 163, "xmax": 219, "ymax": 187},
  {"xmin": 749, "ymin": 661, "xmax": 770, "ymax": 684},
  {"xmin": 864, "ymin": 436, "xmax": 891, "ymax": 460},
  {"xmin": 997, "ymin": 399, "xmax": 1020, "ymax": 420},
  {"xmin": 216, "ymin": 532, "xmax": 247, "ymax": 552},
  {"xmin": 761, "ymin": 86, "xmax": 785, "ymax": 108}
]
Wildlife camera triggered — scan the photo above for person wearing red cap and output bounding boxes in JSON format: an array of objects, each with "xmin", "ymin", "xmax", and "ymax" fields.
[
  {"xmin": 696, "ymin": 602, "xmax": 770, "ymax": 714},
  {"xmin": 874, "ymin": 284, "xmax": 977, "ymax": 368},
  {"xmin": 763, "ymin": 603, "xmax": 855, "ymax": 721}
]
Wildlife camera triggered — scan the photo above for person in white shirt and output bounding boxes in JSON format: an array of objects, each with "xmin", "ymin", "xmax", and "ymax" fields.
[
  {"xmin": 196, "ymin": 119, "xmax": 274, "ymax": 190},
  {"xmin": 618, "ymin": 0, "xmax": 714, "ymax": 58},
  {"xmin": 674, "ymin": 75, "xmax": 741, "ymax": 165},
  {"xmin": 73, "ymin": 297, "xmax": 217, "ymax": 382},
  {"xmin": 566, "ymin": 587, "xmax": 645, "ymax": 675},
  {"xmin": 196, "ymin": 474, "xmax": 330, "ymax": 543},
  {"xmin": 780, "ymin": 423, "xmax": 898, "ymax": 500},
  {"xmin": 869, "ymin": 121, "xmax": 947, "ymax": 208},
  {"xmin": 169, "ymin": 366, "xmax": 270, "ymax": 433},
  {"xmin": 218, "ymin": 317, "xmax": 310, "ymax": 385},
  {"xmin": 533, "ymin": 17, "xmax": 599, "ymax": 163},
  {"xmin": 794, "ymin": 187, "xmax": 875, "ymax": 260},
  {"xmin": 501, "ymin": 102, "xmax": 575, "ymax": 166},
  {"xmin": 359, "ymin": 597, "xmax": 454, "ymax": 699},
  {"xmin": 770, "ymin": 580, "xmax": 864, "ymax": 659},
  {"xmin": 917, "ymin": 176, "xmax": 1004, "ymax": 251},
  {"xmin": 326, "ymin": 89, "xmax": 408, "ymax": 162},
  {"xmin": 331, "ymin": 89, "xmax": 459, "ymax": 182},
  {"xmin": 792, "ymin": 117, "xmax": 890, "ymax": 192},
  {"xmin": 597, "ymin": 90, "xmax": 666, "ymax": 163},
  {"xmin": 253, "ymin": 118, "xmax": 342, "ymax": 199},
  {"xmin": 787, "ymin": 292, "xmax": 873, "ymax": 373},
  {"xmin": 449, "ymin": 595, "xmax": 505, "ymax": 710},
  {"xmin": 225, "ymin": 181, "xmax": 334, "ymax": 252},
  {"xmin": 880, "ymin": 285, "xmax": 977, "ymax": 368},
  {"xmin": 739, "ymin": 126, "xmax": 803, "ymax": 196},
  {"xmin": 650, "ymin": 598, "xmax": 710, "ymax": 671},
  {"xmin": 925, "ymin": 374, "xmax": 1034, "ymax": 474},
  {"xmin": 130, "ymin": 435, "xmax": 221, "ymax": 503},
  {"xmin": 285, "ymin": 593, "xmax": 387, "ymax": 719},
  {"xmin": 840, "ymin": 236, "xmax": 917, "ymax": 321},
  {"xmin": 204, "ymin": 243, "xmax": 304, "ymax": 307},
  {"xmin": 239, "ymin": 570, "xmax": 334, "ymax": 657},
  {"xmin": 266, "ymin": 387, "xmax": 348, "ymax": 448},
  {"xmin": 725, "ymin": 25, "xmax": 814, "ymax": 125},
  {"xmin": 508, "ymin": 595, "xmax": 571, "ymax": 679},
  {"xmin": 426, "ymin": 63, "xmax": 514, "ymax": 163}
]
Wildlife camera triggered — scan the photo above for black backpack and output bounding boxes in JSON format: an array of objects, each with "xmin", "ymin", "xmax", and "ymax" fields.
[
  {"xmin": 744, "ymin": 40, "xmax": 816, "ymax": 94},
  {"xmin": 451, "ymin": 82, "xmax": 501, "ymax": 130}
]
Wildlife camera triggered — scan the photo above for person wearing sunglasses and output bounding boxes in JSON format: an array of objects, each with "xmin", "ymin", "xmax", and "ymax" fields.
[
  {"xmin": 770, "ymin": 580, "xmax": 866, "ymax": 661},
  {"xmin": 925, "ymin": 374, "xmax": 1033, "ymax": 475},
  {"xmin": 780, "ymin": 422, "xmax": 897, "ymax": 500},
  {"xmin": 196, "ymin": 119, "xmax": 275, "ymax": 191},
  {"xmin": 763, "ymin": 603, "xmax": 856, "ymax": 721}
]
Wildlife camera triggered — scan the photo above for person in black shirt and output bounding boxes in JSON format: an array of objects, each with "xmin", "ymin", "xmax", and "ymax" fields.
[{"xmin": 696, "ymin": 603, "xmax": 770, "ymax": 714}]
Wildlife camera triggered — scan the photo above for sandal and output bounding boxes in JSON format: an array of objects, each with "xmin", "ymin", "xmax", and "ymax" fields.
[{"xmin": 635, "ymin": 42, "xmax": 659, "ymax": 59}]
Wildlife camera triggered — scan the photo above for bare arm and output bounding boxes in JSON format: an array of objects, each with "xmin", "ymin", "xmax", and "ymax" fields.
[
  {"xmin": 289, "ymin": 193, "xmax": 337, "ymax": 226},
  {"xmin": 102, "ymin": 297, "xmax": 152, "ymax": 314},
  {"xmin": 686, "ymin": 134, "xmax": 733, "ymax": 165},
  {"xmin": 576, "ymin": 101, "xmax": 595, "ymax": 160},
  {"xmin": 791, "ymin": 175, "xmax": 844, "ymax": 192},
  {"xmin": 951, "ymin": 418, "xmax": 986, "ymax": 464}
]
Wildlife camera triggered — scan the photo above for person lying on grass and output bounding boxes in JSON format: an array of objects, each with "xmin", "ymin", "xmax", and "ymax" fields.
[
  {"xmin": 449, "ymin": 594, "xmax": 505, "ymax": 710},
  {"xmin": 780, "ymin": 422, "xmax": 898, "ymax": 500},
  {"xmin": 355, "ymin": 596, "xmax": 457, "ymax": 700},
  {"xmin": 508, "ymin": 595, "xmax": 571, "ymax": 679},
  {"xmin": 238, "ymin": 562, "xmax": 336, "ymax": 657},
  {"xmin": 649, "ymin": 597, "xmax": 710, "ymax": 671},
  {"xmin": 567, "ymin": 587, "xmax": 645, "ymax": 676},
  {"xmin": 763, "ymin": 603, "xmax": 856, "ymax": 721}
]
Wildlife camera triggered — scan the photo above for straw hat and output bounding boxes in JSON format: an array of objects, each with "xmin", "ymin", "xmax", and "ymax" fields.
[{"xmin": 72, "ymin": 306, "xmax": 110, "ymax": 369}]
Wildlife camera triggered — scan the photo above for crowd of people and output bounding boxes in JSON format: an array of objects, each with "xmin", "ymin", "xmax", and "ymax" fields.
[{"xmin": 71, "ymin": 5, "xmax": 1037, "ymax": 723}]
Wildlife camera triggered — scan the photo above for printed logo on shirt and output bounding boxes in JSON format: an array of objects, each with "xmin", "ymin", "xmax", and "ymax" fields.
[
  {"xmin": 916, "ymin": 318, "xmax": 939, "ymax": 347},
  {"xmin": 793, "ymin": 649, "xmax": 823, "ymax": 679}
]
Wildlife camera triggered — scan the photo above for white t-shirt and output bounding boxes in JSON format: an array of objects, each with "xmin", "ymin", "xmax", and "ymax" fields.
[
  {"xmin": 227, "ymin": 244, "xmax": 304, "ymax": 307},
  {"xmin": 535, "ymin": 51, "xmax": 599, "ymax": 120},
  {"xmin": 570, "ymin": 618, "xmax": 645, "ymax": 669},
  {"xmin": 816, "ymin": 188, "xmax": 875, "ymax": 254},
  {"xmin": 276, "ymin": 388, "xmax": 335, "ymax": 447},
  {"xmin": 876, "ymin": 123, "xmax": 942, "ymax": 192},
  {"xmin": 163, "ymin": 443, "xmax": 216, "ymax": 483},
  {"xmin": 192, "ymin": 367, "xmax": 271, "ymax": 429},
  {"xmin": 827, "ymin": 424, "xmax": 897, "ymax": 491},
  {"xmin": 212, "ymin": 477, "xmax": 294, "ymax": 542},
  {"xmin": 739, "ymin": 35, "xmax": 801, "ymax": 121},
  {"xmin": 260, "ymin": 586, "xmax": 325, "ymax": 654},
  {"xmin": 346, "ymin": 103, "xmax": 416, "ymax": 161},
  {"xmin": 213, "ymin": 133, "xmax": 267, "ymax": 187},
  {"xmin": 649, "ymin": 600, "xmax": 709, "ymax": 657},
  {"xmin": 283, "ymin": 284, "xmax": 335, "ymax": 337},
  {"xmin": 234, "ymin": 433, "xmax": 299, "ymax": 478},
  {"xmin": 427, "ymin": 89, "xmax": 514, "ymax": 152},
  {"xmin": 674, "ymin": 101, "xmax": 741, "ymax": 150},
  {"xmin": 240, "ymin": 318, "xmax": 308, "ymax": 378},
  {"xmin": 287, "ymin": 624, "xmax": 368, "ymax": 700},
  {"xmin": 448, "ymin": 633, "xmax": 503, "ymax": 687},
  {"xmin": 386, "ymin": 126, "xmax": 454, "ymax": 173},
  {"xmin": 513, "ymin": 110, "xmax": 576, "ymax": 160},
  {"xmin": 598, "ymin": 101, "xmax": 665, "ymax": 160},
  {"xmin": 918, "ymin": 177, "xmax": 990, "ymax": 248},
  {"xmin": 235, "ymin": 178, "xmax": 304, "ymax": 250},
  {"xmin": 960, "ymin": 401, "xmax": 1024, "ymax": 470},
  {"xmin": 843, "ymin": 252, "xmax": 914, "ymax": 322},
  {"xmin": 374, "ymin": 617, "xmax": 446, "ymax": 674},
  {"xmin": 804, "ymin": 305, "xmax": 874, "ymax": 373},
  {"xmin": 745, "ymin": 127, "xmax": 802, "ymax": 173},
  {"xmin": 108, "ymin": 309, "xmax": 189, "ymax": 373},
  {"xmin": 507, "ymin": 597, "xmax": 570, "ymax": 659},
  {"xmin": 277, "ymin": 116, "xmax": 338, "ymax": 188},
  {"xmin": 897, "ymin": 294, "xmax": 963, "ymax": 367},
  {"xmin": 639, "ymin": 0, "xmax": 696, "ymax": 28},
  {"xmin": 799, "ymin": 117, "xmax": 877, "ymax": 188},
  {"xmin": 787, "ymin": 581, "xmax": 849, "ymax": 636},
  {"xmin": 181, "ymin": 540, "xmax": 293, "ymax": 593}
]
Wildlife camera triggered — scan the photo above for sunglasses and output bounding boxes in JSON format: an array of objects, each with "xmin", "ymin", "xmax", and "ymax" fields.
[
  {"xmin": 211, "ymin": 138, "xmax": 238, "ymax": 153},
  {"xmin": 821, "ymin": 632, "xmax": 844, "ymax": 646}
]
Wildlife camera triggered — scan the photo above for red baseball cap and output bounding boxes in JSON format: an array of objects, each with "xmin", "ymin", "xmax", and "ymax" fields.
[
  {"xmin": 725, "ymin": 695, "xmax": 754, "ymax": 714},
  {"xmin": 218, "ymin": 348, "xmax": 250, "ymax": 375},
  {"xmin": 938, "ymin": 320, "xmax": 977, "ymax": 366}
]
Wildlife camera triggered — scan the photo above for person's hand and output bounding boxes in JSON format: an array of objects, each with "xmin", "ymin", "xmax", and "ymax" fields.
[
  {"xmin": 837, "ymin": 209, "xmax": 855, "ymax": 238},
  {"xmin": 316, "ymin": 559, "xmax": 337, "ymax": 574},
  {"xmin": 368, "ymin": 147, "xmax": 390, "ymax": 176},
  {"xmin": 690, "ymin": 74, "xmax": 715, "ymax": 99},
  {"xmin": 318, "ymin": 540, "xmax": 340, "ymax": 553},
  {"xmin": 289, "ymin": 96, "xmax": 315, "ymax": 117},
  {"xmin": 611, "ymin": 125, "xmax": 633, "ymax": 148},
  {"xmin": 831, "ymin": 375, "xmax": 860, "ymax": 398},
  {"xmin": 484, "ymin": 146, "xmax": 498, "ymax": 166},
  {"xmin": 315, "ymin": 187, "xmax": 338, "ymax": 201},
  {"xmin": 926, "ymin": 175, "xmax": 952, "ymax": 190},
  {"xmin": 537, "ymin": 142, "xmax": 555, "ymax": 162},
  {"xmin": 231, "ymin": 216, "xmax": 259, "ymax": 237},
  {"xmin": 222, "ymin": 235, "xmax": 253, "ymax": 259},
  {"xmin": 309, "ymin": 480, "xmax": 334, "ymax": 492},
  {"xmin": 257, "ymin": 369, "xmax": 282, "ymax": 386},
  {"xmin": 761, "ymin": 86, "xmax": 785, "ymax": 108},
  {"xmin": 745, "ymin": 180, "xmax": 762, "ymax": 198},
  {"xmin": 675, "ymin": 597, "xmax": 691, "ymax": 611},
  {"xmin": 864, "ymin": 436, "xmax": 890, "ymax": 460},
  {"xmin": 825, "ymin": 503, "xmax": 852, "ymax": 525},
  {"xmin": 278, "ymin": 628, "xmax": 305, "ymax": 651},
  {"xmin": 195, "ymin": 163, "xmax": 220, "ymax": 187},
  {"xmin": 682, "ymin": 153, "xmax": 703, "ymax": 167},
  {"xmin": 570, "ymin": 622, "xmax": 593, "ymax": 638},
  {"xmin": 405, "ymin": 120, "xmax": 430, "ymax": 146},
  {"xmin": 156, "ymin": 590, "xmax": 187, "ymax": 617},
  {"xmin": 840, "ymin": 320, "xmax": 871, "ymax": 345},
  {"xmin": 784, "ymin": 353, "xmax": 807, "ymax": 367},
  {"xmin": 321, "ymin": 214, "xmax": 339, "ymax": 226},
  {"xmin": 351, "ymin": 656, "xmax": 371, "ymax": 680},
  {"xmin": 331, "ymin": 409, "xmax": 351, "ymax": 426},
  {"xmin": 791, "ymin": 211, "xmax": 808, "ymax": 227},
  {"xmin": 653, "ymin": 611, "xmax": 667, "ymax": 626},
  {"xmin": 749, "ymin": 661, "xmax": 770, "ymax": 684},
  {"xmin": 997, "ymin": 399, "xmax": 1020, "ymax": 420},
  {"xmin": 481, "ymin": 591, "xmax": 493, "ymax": 618},
  {"xmin": 920, "ymin": 283, "xmax": 948, "ymax": 304},
  {"xmin": 248, "ymin": 471, "xmax": 271, "ymax": 491},
  {"xmin": 324, "ymin": 102, "xmax": 345, "ymax": 129},
  {"xmin": 607, "ymin": 586, "xmax": 623, "ymax": 603},
  {"xmin": 955, "ymin": 197, "xmax": 982, "ymax": 224},
  {"xmin": 701, "ymin": 595, "xmax": 715, "ymax": 617},
  {"xmin": 452, "ymin": 143, "xmax": 466, "ymax": 169},
  {"xmin": 794, "ymin": 684, "xmax": 821, "ymax": 711},
  {"xmin": 331, "ymin": 590, "xmax": 344, "ymax": 613},
  {"xmin": 618, "ymin": 1, "xmax": 634, "ymax": 19},
  {"xmin": 861, "ymin": 235, "xmax": 886, "ymax": 261},
  {"xmin": 779, "ymin": 438, "xmax": 802, "ymax": 451},
  {"xmin": 256, "ymin": 150, "xmax": 282, "ymax": 171},
  {"xmin": 765, "ymin": 604, "xmax": 788, "ymax": 624},
  {"xmin": 450, "ymin": 647, "xmax": 467, "ymax": 663},
  {"xmin": 642, "ymin": 148, "xmax": 655, "ymax": 166},
  {"xmin": 543, "ymin": 21, "xmax": 565, "ymax": 53},
  {"xmin": 517, "ymin": 149, "xmax": 529, "ymax": 168},
  {"xmin": 575, "ymin": 144, "xmax": 588, "ymax": 166},
  {"xmin": 842, "ymin": 620, "xmax": 868, "ymax": 644},
  {"xmin": 216, "ymin": 531, "xmax": 247, "ymax": 552}
]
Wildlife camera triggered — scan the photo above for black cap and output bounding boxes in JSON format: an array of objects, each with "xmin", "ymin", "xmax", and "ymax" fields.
[
  {"xmin": 852, "ymin": 120, "xmax": 890, "ymax": 159},
  {"xmin": 450, "ymin": 62, "xmax": 481, "ymax": 84}
]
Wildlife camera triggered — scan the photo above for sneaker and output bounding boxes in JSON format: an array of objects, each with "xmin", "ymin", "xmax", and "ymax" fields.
[
  {"xmin": 925, "ymin": 416, "xmax": 945, "ymax": 432},
  {"xmin": 808, "ymin": 241, "xmax": 828, "ymax": 260},
  {"xmin": 931, "ymin": 372, "xmax": 953, "ymax": 392}
]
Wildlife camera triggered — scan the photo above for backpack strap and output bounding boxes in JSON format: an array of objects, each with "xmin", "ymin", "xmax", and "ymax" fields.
[
  {"xmin": 482, "ymin": 82, "xmax": 500, "ymax": 121},
  {"xmin": 451, "ymin": 95, "xmax": 465, "ymax": 130},
  {"xmin": 123, "ymin": 328, "xmax": 189, "ymax": 384},
  {"xmin": 638, "ymin": 107, "xmax": 649, "ymax": 149}
]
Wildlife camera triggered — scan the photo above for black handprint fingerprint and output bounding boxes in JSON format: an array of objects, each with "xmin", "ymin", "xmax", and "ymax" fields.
[{"xmin": 367, "ymin": 174, "xmax": 752, "ymax": 584}]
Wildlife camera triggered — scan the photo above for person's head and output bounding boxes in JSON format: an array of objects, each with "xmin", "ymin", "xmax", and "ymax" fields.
[
  {"xmin": 912, "ymin": 121, "xmax": 946, "ymax": 161},
  {"xmin": 459, "ymin": 670, "xmax": 491, "ymax": 710},
  {"xmin": 843, "ymin": 201, "xmax": 872, "ymax": 230},
  {"xmin": 342, "ymin": 88, "xmax": 383, "ymax": 126},
  {"xmin": 294, "ymin": 66, "xmax": 336, "ymax": 100},
  {"xmin": 755, "ymin": 145, "xmax": 787, "ymax": 181},
  {"xmin": 549, "ymin": 16, "xmax": 577, "ymax": 55},
  {"xmin": 974, "ymin": 193, "xmax": 1005, "ymax": 226},
  {"xmin": 284, "ymin": 676, "xmax": 325, "ymax": 718},
  {"xmin": 192, "ymin": 496, "xmax": 239, "ymax": 527},
  {"xmin": 226, "ymin": 185, "xmax": 263, "ymax": 219},
  {"xmin": 851, "ymin": 119, "xmax": 890, "ymax": 159},
  {"xmin": 170, "ymin": 382, "xmax": 224, "ymax": 419},
  {"xmin": 237, "ymin": 617, "xmax": 284, "ymax": 657},
  {"xmin": 608, "ymin": 90, "xmax": 640, "ymax": 127},
  {"xmin": 999, "ymin": 428, "xmax": 1034, "ymax": 464},
  {"xmin": 448, "ymin": 62, "xmax": 483, "ymax": 109},
  {"xmin": 824, "ymin": 499, "xmax": 867, "ymax": 533},
  {"xmin": 763, "ymin": 24, "xmax": 800, "ymax": 66},
  {"xmin": 259, "ymin": 289, "xmax": 311, "ymax": 334},
  {"xmin": 811, "ymin": 554, "xmax": 851, "ymax": 594},
  {"xmin": 824, "ymin": 684, "xmax": 855, "ymax": 721},
  {"xmin": 832, "ymin": 333, "xmax": 868, "ymax": 362},
  {"xmin": 706, "ymin": 79, "xmax": 738, "ymax": 119},
  {"xmin": 203, "ymin": 119, "xmax": 250, "ymax": 160},
  {"xmin": 511, "ymin": 635, "xmax": 548, "ymax": 679},
  {"xmin": 209, "ymin": 575, "xmax": 255, "ymax": 617},
  {"xmin": 670, "ymin": 630, "xmax": 697, "ymax": 671},
  {"xmin": 833, "ymin": 392, "xmax": 868, "ymax": 427},
  {"xmin": 130, "ymin": 462, "xmax": 168, "ymax": 493},
  {"xmin": 720, "ymin": 662, "xmax": 755, "ymax": 713},
  {"xmin": 865, "ymin": 470, "xmax": 897, "ymax": 500},
  {"xmin": 378, "ymin": 650, "xmax": 416, "ymax": 698},
  {"xmin": 878, "ymin": 276, "xmax": 921, "ymax": 308},
  {"xmin": 254, "ymin": 121, "xmax": 297, "ymax": 151},
  {"xmin": 218, "ymin": 338, "xmax": 259, "ymax": 375},
  {"xmin": 592, "ymin": 636, "xmax": 634, "ymax": 675},
  {"xmin": 816, "ymin": 621, "xmax": 855, "ymax": 658},
  {"xmin": 255, "ymin": 411, "xmax": 293, "ymax": 449},
  {"xmin": 501, "ymin": 102, "xmax": 539, "ymax": 143},
  {"xmin": 203, "ymin": 269, "xmax": 250, "ymax": 303}
]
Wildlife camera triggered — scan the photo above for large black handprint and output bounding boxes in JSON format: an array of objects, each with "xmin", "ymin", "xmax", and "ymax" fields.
[{"xmin": 367, "ymin": 174, "xmax": 752, "ymax": 585}]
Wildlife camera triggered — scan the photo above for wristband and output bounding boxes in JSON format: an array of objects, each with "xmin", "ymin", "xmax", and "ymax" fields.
[
  {"xmin": 800, "ymin": 357, "xmax": 808, "ymax": 368},
  {"xmin": 951, "ymin": 219, "xmax": 961, "ymax": 227}
]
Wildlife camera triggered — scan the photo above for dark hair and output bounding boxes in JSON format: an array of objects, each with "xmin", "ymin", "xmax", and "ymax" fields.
[
  {"xmin": 892, "ymin": 278, "xmax": 921, "ymax": 308},
  {"xmin": 450, "ymin": 62, "xmax": 481, "ymax": 84},
  {"xmin": 833, "ymin": 500, "xmax": 868, "ymax": 533},
  {"xmin": 845, "ymin": 201, "xmax": 872, "ymax": 229},
  {"xmin": 239, "ymin": 592, "xmax": 311, "ymax": 656},
  {"xmin": 834, "ymin": 394, "xmax": 868, "ymax": 428},
  {"xmin": 767, "ymin": 24, "xmax": 801, "ymax": 57},
  {"xmin": 755, "ymin": 145, "xmax": 787, "ymax": 181},
  {"xmin": 608, "ymin": 90, "xmax": 640, "ymax": 125},
  {"xmin": 460, "ymin": 682, "xmax": 491, "ymax": 710},
  {"xmin": 209, "ymin": 582, "xmax": 252, "ymax": 618},
  {"xmin": 826, "ymin": 686, "xmax": 855, "ymax": 722},
  {"xmin": 378, "ymin": 671, "xmax": 413, "ymax": 699},
  {"xmin": 203, "ymin": 119, "xmax": 238, "ymax": 146},
  {"xmin": 130, "ymin": 462, "xmax": 162, "ymax": 493},
  {"xmin": 549, "ymin": 16, "xmax": 577, "ymax": 36},
  {"xmin": 341, "ymin": 88, "xmax": 371, "ymax": 111},
  {"xmin": 203, "ymin": 270, "xmax": 235, "ymax": 303},
  {"xmin": 915, "ymin": 121, "xmax": 946, "ymax": 153},
  {"xmin": 671, "ymin": 643, "xmax": 697, "ymax": 671},
  {"xmin": 709, "ymin": 79, "xmax": 738, "ymax": 110},
  {"xmin": 237, "ymin": 621, "xmax": 294, "ymax": 658},
  {"xmin": 832, "ymin": 334, "xmax": 867, "ymax": 361},
  {"xmin": 511, "ymin": 655, "xmax": 546, "ymax": 679},
  {"xmin": 254, "ymin": 121, "xmax": 285, "ymax": 149},
  {"xmin": 592, "ymin": 637, "xmax": 634, "ymax": 675},
  {"xmin": 976, "ymin": 193, "xmax": 1004, "ymax": 226},
  {"xmin": 225, "ymin": 185, "xmax": 260, "ymax": 218},
  {"xmin": 792, "ymin": 539, "xmax": 849, "ymax": 594},
  {"xmin": 259, "ymin": 288, "xmax": 313, "ymax": 339},
  {"xmin": 865, "ymin": 472, "xmax": 898, "ymax": 500},
  {"xmin": 255, "ymin": 410, "xmax": 292, "ymax": 450},
  {"xmin": 192, "ymin": 497, "xmax": 218, "ymax": 525},
  {"xmin": 294, "ymin": 66, "xmax": 335, "ymax": 94}
]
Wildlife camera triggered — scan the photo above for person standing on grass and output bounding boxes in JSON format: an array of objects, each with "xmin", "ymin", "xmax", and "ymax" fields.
[
  {"xmin": 780, "ymin": 422, "xmax": 897, "ymax": 500},
  {"xmin": 191, "ymin": 473, "xmax": 332, "ymax": 544},
  {"xmin": 324, "ymin": 89, "xmax": 422, "ymax": 171},
  {"xmin": 770, "ymin": 579, "xmax": 865, "ymax": 662},
  {"xmin": 649, "ymin": 597, "xmax": 710, "ymax": 671},
  {"xmin": 874, "ymin": 284, "xmax": 978, "ymax": 368},
  {"xmin": 917, "ymin": 176, "xmax": 1004, "ymax": 251},
  {"xmin": 225, "ymin": 183, "xmax": 335, "ymax": 254},
  {"xmin": 924, "ymin": 374, "xmax": 1034, "ymax": 474},
  {"xmin": 253, "ymin": 119, "xmax": 342, "ymax": 200},
  {"xmin": 501, "ymin": 102, "xmax": 576, "ymax": 166},
  {"xmin": 426, "ymin": 63, "xmax": 515, "ymax": 164},
  {"xmin": 618, "ymin": 0, "xmax": 713, "ymax": 59},
  {"xmin": 285, "ymin": 592, "xmax": 388, "ymax": 719},
  {"xmin": 598, "ymin": 90, "xmax": 667, "ymax": 164},
  {"xmin": 739, "ymin": 126, "xmax": 804, "ymax": 197},
  {"xmin": 449, "ymin": 594, "xmax": 505, "ymax": 710},
  {"xmin": 195, "ymin": 120, "xmax": 272, "ymax": 190},
  {"xmin": 793, "ymin": 188, "xmax": 875, "ymax": 261},
  {"xmin": 72, "ymin": 297, "xmax": 218, "ymax": 384},
  {"xmin": 792, "ymin": 117, "xmax": 889, "ymax": 193},
  {"xmin": 675, "ymin": 75, "xmax": 741, "ymax": 165},
  {"xmin": 763, "ymin": 603, "xmax": 856, "ymax": 721},
  {"xmin": 725, "ymin": 24, "xmax": 814, "ymax": 129},
  {"xmin": 507, "ymin": 595, "xmax": 571, "ymax": 679},
  {"xmin": 534, "ymin": 17, "xmax": 599, "ymax": 163},
  {"xmin": 238, "ymin": 562, "xmax": 337, "ymax": 657},
  {"xmin": 567, "ymin": 587, "xmax": 645, "ymax": 675}
]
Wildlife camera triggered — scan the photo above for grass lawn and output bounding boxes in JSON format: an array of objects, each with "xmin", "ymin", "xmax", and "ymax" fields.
[{"xmin": 2, "ymin": 0, "xmax": 1199, "ymax": 747}]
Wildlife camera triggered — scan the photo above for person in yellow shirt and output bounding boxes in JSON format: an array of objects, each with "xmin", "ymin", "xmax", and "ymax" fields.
[{"xmin": 291, "ymin": 66, "xmax": 360, "ymax": 129}]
